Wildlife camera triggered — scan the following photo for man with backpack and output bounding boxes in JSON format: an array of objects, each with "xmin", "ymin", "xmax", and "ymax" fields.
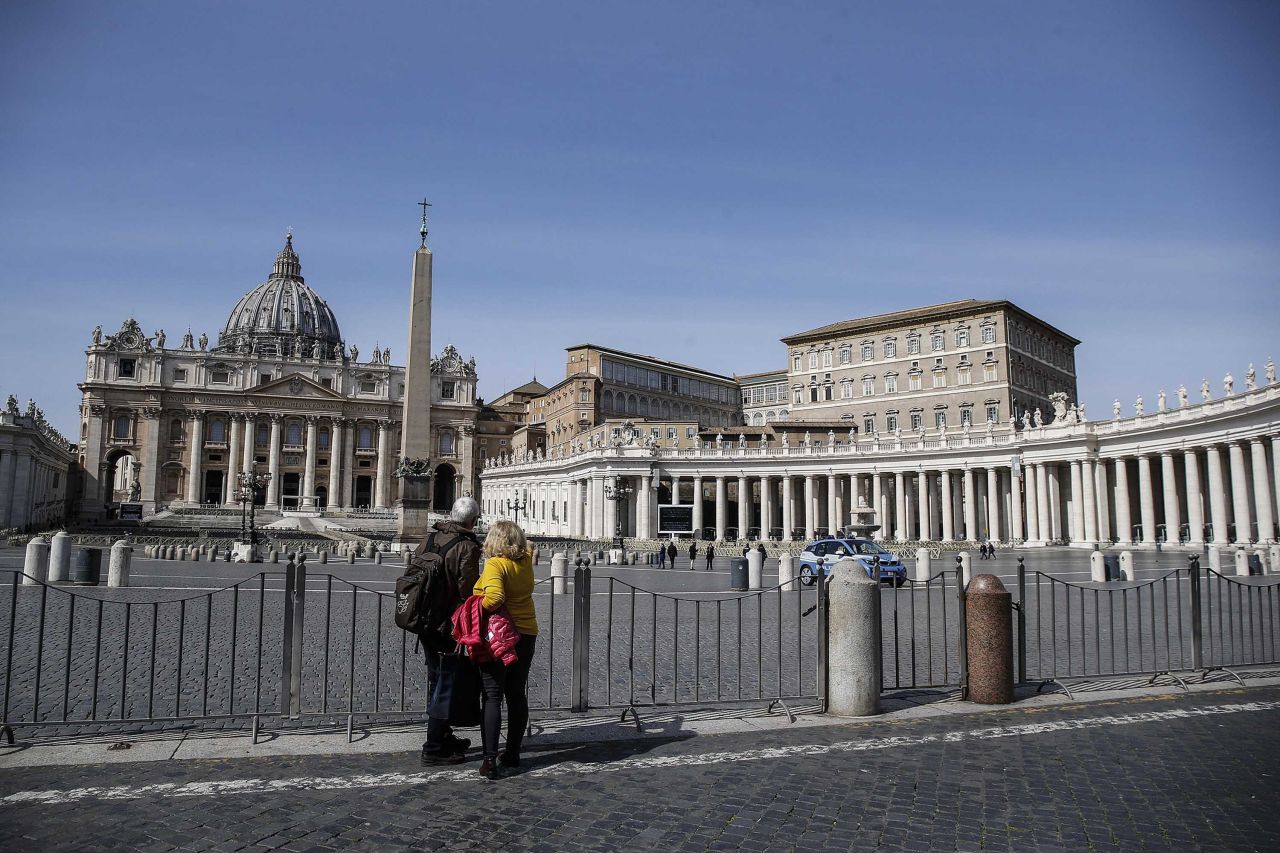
[{"xmin": 414, "ymin": 497, "xmax": 482, "ymax": 765}]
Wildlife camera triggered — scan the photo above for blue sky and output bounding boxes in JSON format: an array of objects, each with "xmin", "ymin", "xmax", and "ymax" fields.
[{"xmin": 2, "ymin": 1, "xmax": 1277, "ymax": 435}]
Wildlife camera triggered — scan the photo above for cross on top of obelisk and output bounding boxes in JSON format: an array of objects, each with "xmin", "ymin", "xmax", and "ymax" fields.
[{"xmin": 418, "ymin": 198, "xmax": 431, "ymax": 248}]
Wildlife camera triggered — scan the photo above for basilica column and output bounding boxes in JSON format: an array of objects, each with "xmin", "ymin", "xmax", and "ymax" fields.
[
  {"xmin": 894, "ymin": 472, "xmax": 907, "ymax": 540},
  {"xmin": 986, "ymin": 468, "xmax": 1001, "ymax": 542},
  {"xmin": 738, "ymin": 475, "xmax": 751, "ymax": 538},
  {"xmin": 328, "ymin": 419, "xmax": 345, "ymax": 510},
  {"xmin": 1159, "ymin": 452, "xmax": 1180, "ymax": 544},
  {"xmin": 1068, "ymin": 460, "xmax": 1085, "ymax": 543},
  {"xmin": 691, "ymin": 475, "xmax": 704, "ymax": 538},
  {"xmin": 1206, "ymin": 446, "xmax": 1230, "ymax": 546},
  {"xmin": 1251, "ymin": 439, "xmax": 1275, "ymax": 543},
  {"xmin": 604, "ymin": 476, "xmax": 618, "ymax": 538},
  {"xmin": 638, "ymin": 474, "xmax": 652, "ymax": 539},
  {"xmin": 266, "ymin": 414, "xmax": 282, "ymax": 508},
  {"xmin": 1046, "ymin": 464, "xmax": 1063, "ymax": 541},
  {"xmin": 760, "ymin": 475, "xmax": 773, "ymax": 540},
  {"xmin": 670, "ymin": 474, "xmax": 682, "ymax": 506},
  {"xmin": 1094, "ymin": 460, "xmax": 1111, "ymax": 543},
  {"xmin": 939, "ymin": 470, "xmax": 955, "ymax": 542},
  {"xmin": 871, "ymin": 473, "xmax": 884, "ymax": 540},
  {"xmin": 1273, "ymin": 436, "xmax": 1280, "ymax": 541},
  {"xmin": 1184, "ymin": 449, "xmax": 1204, "ymax": 547},
  {"xmin": 185, "ymin": 411, "xmax": 205, "ymax": 505},
  {"xmin": 343, "ymin": 423, "xmax": 358, "ymax": 509},
  {"xmin": 782, "ymin": 476, "xmax": 794, "ymax": 541},
  {"xmin": 1024, "ymin": 464, "xmax": 1040, "ymax": 543},
  {"xmin": 1009, "ymin": 465, "xmax": 1023, "ymax": 542},
  {"xmin": 1082, "ymin": 459, "xmax": 1099, "ymax": 544},
  {"xmin": 916, "ymin": 472, "xmax": 930, "ymax": 541},
  {"xmin": 1113, "ymin": 458, "xmax": 1132, "ymax": 545},
  {"xmin": 1035, "ymin": 463, "xmax": 1051, "ymax": 544},
  {"xmin": 374, "ymin": 421, "xmax": 391, "ymax": 510},
  {"xmin": 714, "ymin": 475, "xmax": 728, "ymax": 541},
  {"xmin": 961, "ymin": 468, "xmax": 976, "ymax": 542},
  {"xmin": 1137, "ymin": 455, "xmax": 1157, "ymax": 545},
  {"xmin": 1228, "ymin": 442, "xmax": 1252, "ymax": 542},
  {"xmin": 592, "ymin": 475, "xmax": 606, "ymax": 539},
  {"xmin": 826, "ymin": 474, "xmax": 839, "ymax": 534},
  {"xmin": 225, "ymin": 415, "xmax": 243, "ymax": 507},
  {"xmin": 803, "ymin": 474, "xmax": 816, "ymax": 540},
  {"xmin": 301, "ymin": 416, "xmax": 319, "ymax": 509}
]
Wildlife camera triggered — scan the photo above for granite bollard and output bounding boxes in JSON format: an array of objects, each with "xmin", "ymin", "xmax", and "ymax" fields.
[
  {"xmin": 319, "ymin": 551, "xmax": 328, "ymax": 564},
  {"xmin": 374, "ymin": 551, "xmax": 383, "ymax": 565},
  {"xmin": 914, "ymin": 548, "xmax": 931, "ymax": 582},
  {"xmin": 23, "ymin": 537, "xmax": 50, "ymax": 585},
  {"xmin": 1119, "ymin": 551, "xmax": 1134, "ymax": 581},
  {"xmin": 348, "ymin": 552, "xmax": 355, "ymax": 564},
  {"xmin": 1089, "ymin": 550, "xmax": 1107, "ymax": 582},
  {"xmin": 48, "ymin": 531, "xmax": 73, "ymax": 583},
  {"xmin": 747, "ymin": 549, "xmax": 763, "ymax": 589},
  {"xmin": 827, "ymin": 568, "xmax": 881, "ymax": 716},
  {"xmin": 551, "ymin": 552, "xmax": 568, "ymax": 594},
  {"xmin": 957, "ymin": 552, "xmax": 972, "ymax": 586},
  {"xmin": 177, "ymin": 547, "xmax": 189, "ymax": 561},
  {"xmin": 965, "ymin": 574, "xmax": 1014, "ymax": 704},
  {"xmin": 269, "ymin": 550, "xmax": 280, "ymax": 564},
  {"xmin": 1235, "ymin": 549, "xmax": 1251, "ymax": 576},
  {"xmin": 777, "ymin": 552, "xmax": 794, "ymax": 588},
  {"xmin": 109, "ymin": 540, "xmax": 132, "ymax": 587}
]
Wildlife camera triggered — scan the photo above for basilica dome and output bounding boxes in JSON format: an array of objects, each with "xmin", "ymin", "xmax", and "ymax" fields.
[{"xmin": 215, "ymin": 233, "xmax": 343, "ymax": 357}]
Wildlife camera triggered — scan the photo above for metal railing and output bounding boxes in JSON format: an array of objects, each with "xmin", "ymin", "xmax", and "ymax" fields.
[{"xmin": 880, "ymin": 567, "xmax": 968, "ymax": 692}]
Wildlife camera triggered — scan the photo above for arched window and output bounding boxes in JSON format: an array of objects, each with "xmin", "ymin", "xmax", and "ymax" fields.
[
  {"xmin": 602, "ymin": 390, "xmax": 613, "ymax": 412},
  {"xmin": 113, "ymin": 414, "xmax": 131, "ymax": 439},
  {"xmin": 638, "ymin": 397, "xmax": 649, "ymax": 417},
  {"xmin": 765, "ymin": 410, "xmax": 776, "ymax": 423},
  {"xmin": 626, "ymin": 394, "xmax": 637, "ymax": 415},
  {"xmin": 358, "ymin": 426, "xmax": 373, "ymax": 449},
  {"xmin": 751, "ymin": 412, "xmax": 763, "ymax": 426},
  {"xmin": 661, "ymin": 400, "xmax": 670, "ymax": 418},
  {"xmin": 286, "ymin": 421, "xmax": 302, "ymax": 446},
  {"xmin": 209, "ymin": 418, "xmax": 226, "ymax": 443},
  {"xmin": 440, "ymin": 431, "xmax": 455, "ymax": 455}
]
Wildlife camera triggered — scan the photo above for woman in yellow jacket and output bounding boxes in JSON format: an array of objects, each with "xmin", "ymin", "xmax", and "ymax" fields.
[{"xmin": 472, "ymin": 519, "xmax": 539, "ymax": 779}]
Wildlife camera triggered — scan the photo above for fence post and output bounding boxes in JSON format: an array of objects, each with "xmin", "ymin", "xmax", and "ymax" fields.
[
  {"xmin": 956, "ymin": 563, "xmax": 969, "ymax": 699},
  {"xmin": 1189, "ymin": 554, "xmax": 1202, "ymax": 672},
  {"xmin": 571, "ymin": 563, "xmax": 592, "ymax": 712},
  {"xmin": 1016, "ymin": 557, "xmax": 1027, "ymax": 685},
  {"xmin": 817, "ymin": 570, "xmax": 829, "ymax": 711},
  {"xmin": 280, "ymin": 554, "xmax": 307, "ymax": 718}
]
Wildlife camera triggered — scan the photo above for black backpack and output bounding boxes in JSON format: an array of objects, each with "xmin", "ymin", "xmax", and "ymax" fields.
[{"xmin": 394, "ymin": 532, "xmax": 471, "ymax": 652}]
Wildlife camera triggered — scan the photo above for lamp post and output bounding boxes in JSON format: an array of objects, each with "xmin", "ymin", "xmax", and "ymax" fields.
[
  {"xmin": 604, "ymin": 479, "xmax": 635, "ymax": 538},
  {"xmin": 506, "ymin": 495, "xmax": 528, "ymax": 525},
  {"xmin": 236, "ymin": 463, "xmax": 273, "ymax": 561}
]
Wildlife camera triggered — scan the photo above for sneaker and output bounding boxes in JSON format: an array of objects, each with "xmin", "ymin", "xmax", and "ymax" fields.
[
  {"xmin": 478, "ymin": 758, "xmax": 503, "ymax": 780},
  {"xmin": 420, "ymin": 750, "xmax": 465, "ymax": 766}
]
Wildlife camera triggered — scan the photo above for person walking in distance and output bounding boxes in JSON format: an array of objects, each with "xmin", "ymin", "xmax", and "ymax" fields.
[
  {"xmin": 705, "ymin": 542, "xmax": 715, "ymax": 570},
  {"xmin": 667, "ymin": 541, "xmax": 678, "ymax": 571},
  {"xmin": 472, "ymin": 520, "xmax": 539, "ymax": 779},
  {"xmin": 418, "ymin": 497, "xmax": 482, "ymax": 765},
  {"xmin": 688, "ymin": 541, "xmax": 697, "ymax": 569},
  {"xmin": 657, "ymin": 543, "xmax": 667, "ymax": 569}
]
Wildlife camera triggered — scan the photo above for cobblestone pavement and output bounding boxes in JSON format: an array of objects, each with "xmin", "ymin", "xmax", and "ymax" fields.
[{"xmin": 2, "ymin": 686, "xmax": 1280, "ymax": 851}]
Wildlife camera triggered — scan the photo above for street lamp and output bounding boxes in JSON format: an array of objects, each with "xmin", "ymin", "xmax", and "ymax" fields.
[
  {"xmin": 603, "ymin": 479, "xmax": 634, "ymax": 538},
  {"xmin": 506, "ymin": 495, "xmax": 528, "ymax": 524},
  {"xmin": 236, "ymin": 463, "xmax": 273, "ymax": 561}
]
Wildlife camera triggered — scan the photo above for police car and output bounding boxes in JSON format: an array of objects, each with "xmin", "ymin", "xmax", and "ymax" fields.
[{"xmin": 797, "ymin": 538, "xmax": 907, "ymax": 586}]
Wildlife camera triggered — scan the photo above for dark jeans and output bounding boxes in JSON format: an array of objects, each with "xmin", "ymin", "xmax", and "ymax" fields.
[
  {"xmin": 423, "ymin": 649, "xmax": 453, "ymax": 753},
  {"xmin": 479, "ymin": 634, "xmax": 537, "ymax": 760}
]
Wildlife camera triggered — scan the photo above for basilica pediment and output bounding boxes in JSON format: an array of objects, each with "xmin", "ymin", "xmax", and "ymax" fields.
[{"xmin": 248, "ymin": 372, "xmax": 346, "ymax": 400}]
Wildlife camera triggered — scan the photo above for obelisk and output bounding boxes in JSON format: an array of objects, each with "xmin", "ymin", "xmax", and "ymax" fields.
[{"xmin": 395, "ymin": 200, "xmax": 434, "ymax": 548}]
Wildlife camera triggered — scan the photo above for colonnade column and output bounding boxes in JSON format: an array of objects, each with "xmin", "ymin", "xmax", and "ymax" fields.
[
  {"xmin": 894, "ymin": 472, "xmax": 906, "ymax": 540},
  {"xmin": 962, "ymin": 468, "xmax": 976, "ymax": 542},
  {"xmin": 1024, "ymin": 464, "xmax": 1039, "ymax": 543},
  {"xmin": 328, "ymin": 420, "xmax": 345, "ymax": 510},
  {"xmin": 1251, "ymin": 439, "xmax": 1275, "ymax": 543},
  {"xmin": 760, "ymin": 476, "xmax": 773, "ymax": 540},
  {"xmin": 1206, "ymin": 446, "xmax": 1230, "ymax": 546},
  {"xmin": 803, "ymin": 475, "xmax": 816, "ymax": 540},
  {"xmin": 1228, "ymin": 442, "xmax": 1252, "ymax": 543},
  {"xmin": 1067, "ymin": 460, "xmax": 1085, "ymax": 543},
  {"xmin": 302, "ymin": 416, "xmax": 318, "ymax": 509},
  {"xmin": 1082, "ymin": 459, "xmax": 1099, "ymax": 544},
  {"xmin": 185, "ymin": 411, "xmax": 205, "ymax": 505},
  {"xmin": 1035, "ymin": 463, "xmax": 1051, "ymax": 544},
  {"xmin": 939, "ymin": 470, "xmax": 954, "ymax": 542},
  {"xmin": 265, "ymin": 414, "xmax": 282, "ymax": 508},
  {"xmin": 1094, "ymin": 460, "xmax": 1111, "ymax": 543},
  {"xmin": 916, "ymin": 472, "xmax": 930, "ymax": 541},
  {"xmin": 1113, "ymin": 458, "xmax": 1132, "ymax": 545},
  {"xmin": 986, "ymin": 468, "xmax": 1001, "ymax": 542},
  {"xmin": 691, "ymin": 475, "xmax": 704, "ymax": 538},
  {"xmin": 781, "ymin": 476, "xmax": 794, "ymax": 542},
  {"xmin": 568, "ymin": 480, "xmax": 581, "ymax": 537},
  {"xmin": 871, "ymin": 473, "xmax": 884, "ymax": 540},
  {"xmin": 1184, "ymin": 450, "xmax": 1204, "ymax": 546},
  {"xmin": 638, "ymin": 475, "xmax": 652, "ymax": 539},
  {"xmin": 670, "ymin": 474, "xmax": 682, "ymax": 505},
  {"xmin": 1137, "ymin": 455, "xmax": 1157, "ymax": 545},
  {"xmin": 826, "ymin": 474, "xmax": 839, "ymax": 534},
  {"xmin": 225, "ymin": 415, "xmax": 242, "ymax": 507},
  {"xmin": 1009, "ymin": 465, "xmax": 1024, "ymax": 542},
  {"xmin": 714, "ymin": 476, "xmax": 727, "ymax": 541},
  {"xmin": 738, "ymin": 475, "xmax": 751, "ymax": 538},
  {"xmin": 1160, "ymin": 452, "xmax": 1180, "ymax": 544}
]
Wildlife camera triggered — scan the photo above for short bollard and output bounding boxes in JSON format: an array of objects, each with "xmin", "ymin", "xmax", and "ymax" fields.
[
  {"xmin": 347, "ymin": 552, "xmax": 355, "ymax": 564},
  {"xmin": 374, "ymin": 551, "xmax": 383, "ymax": 565},
  {"xmin": 71, "ymin": 548, "xmax": 103, "ymax": 586},
  {"xmin": 109, "ymin": 540, "xmax": 132, "ymax": 587},
  {"xmin": 48, "ymin": 531, "xmax": 73, "ymax": 583},
  {"xmin": 747, "ymin": 549, "xmax": 763, "ymax": 589},
  {"xmin": 966, "ymin": 575, "xmax": 1014, "ymax": 704},
  {"xmin": 23, "ymin": 537, "xmax": 50, "ymax": 585},
  {"xmin": 729, "ymin": 557, "xmax": 749, "ymax": 591},
  {"xmin": 270, "ymin": 550, "xmax": 280, "ymax": 564},
  {"xmin": 778, "ymin": 553, "xmax": 794, "ymax": 588},
  {"xmin": 1089, "ymin": 550, "xmax": 1107, "ymax": 582},
  {"xmin": 319, "ymin": 551, "xmax": 328, "ymax": 564},
  {"xmin": 551, "ymin": 552, "xmax": 568, "ymax": 594},
  {"xmin": 177, "ymin": 547, "xmax": 188, "ymax": 561},
  {"xmin": 1269, "ymin": 545, "xmax": 1280, "ymax": 574},
  {"xmin": 1235, "ymin": 549, "xmax": 1250, "ymax": 577},
  {"xmin": 828, "ymin": 568, "xmax": 881, "ymax": 716},
  {"xmin": 914, "ymin": 548, "xmax": 931, "ymax": 582},
  {"xmin": 957, "ymin": 552, "xmax": 971, "ymax": 586},
  {"xmin": 1119, "ymin": 551, "xmax": 1134, "ymax": 581}
]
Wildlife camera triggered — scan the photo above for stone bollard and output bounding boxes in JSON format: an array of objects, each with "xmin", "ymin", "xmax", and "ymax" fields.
[
  {"xmin": 348, "ymin": 552, "xmax": 355, "ymax": 564},
  {"xmin": 747, "ymin": 549, "xmax": 763, "ymax": 589},
  {"xmin": 1119, "ymin": 551, "xmax": 1134, "ymax": 581},
  {"xmin": 23, "ymin": 537, "xmax": 50, "ymax": 585},
  {"xmin": 269, "ymin": 550, "xmax": 279, "ymax": 564},
  {"xmin": 551, "ymin": 552, "xmax": 568, "ymax": 594},
  {"xmin": 827, "ymin": 567, "xmax": 881, "ymax": 716},
  {"xmin": 1235, "ymin": 549, "xmax": 1251, "ymax": 576},
  {"xmin": 1269, "ymin": 545, "xmax": 1280, "ymax": 574},
  {"xmin": 177, "ymin": 547, "xmax": 189, "ymax": 561},
  {"xmin": 778, "ymin": 553, "xmax": 794, "ymax": 588},
  {"xmin": 374, "ymin": 551, "xmax": 383, "ymax": 565},
  {"xmin": 629, "ymin": 552, "xmax": 638, "ymax": 565},
  {"xmin": 1090, "ymin": 550, "xmax": 1107, "ymax": 582},
  {"xmin": 403, "ymin": 550, "xmax": 412, "ymax": 566},
  {"xmin": 965, "ymin": 575, "xmax": 1014, "ymax": 704},
  {"xmin": 957, "ymin": 552, "xmax": 972, "ymax": 587},
  {"xmin": 193, "ymin": 550, "xmax": 203, "ymax": 561},
  {"xmin": 533, "ymin": 547, "xmax": 541, "ymax": 566},
  {"xmin": 1208, "ymin": 547, "xmax": 1222, "ymax": 573},
  {"xmin": 108, "ymin": 540, "xmax": 132, "ymax": 587},
  {"xmin": 48, "ymin": 531, "xmax": 73, "ymax": 583},
  {"xmin": 914, "ymin": 548, "xmax": 931, "ymax": 582},
  {"xmin": 319, "ymin": 550, "xmax": 328, "ymax": 564}
]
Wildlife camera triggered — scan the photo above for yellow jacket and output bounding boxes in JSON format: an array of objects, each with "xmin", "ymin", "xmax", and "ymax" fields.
[{"xmin": 473, "ymin": 553, "xmax": 539, "ymax": 636}]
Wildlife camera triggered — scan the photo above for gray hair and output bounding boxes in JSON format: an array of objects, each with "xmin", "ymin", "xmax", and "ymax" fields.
[{"xmin": 449, "ymin": 496, "xmax": 481, "ymax": 527}]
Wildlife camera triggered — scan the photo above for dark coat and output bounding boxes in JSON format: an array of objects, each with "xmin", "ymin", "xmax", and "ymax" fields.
[
  {"xmin": 667, "ymin": 543, "xmax": 678, "ymax": 560},
  {"xmin": 416, "ymin": 520, "xmax": 482, "ymax": 608}
]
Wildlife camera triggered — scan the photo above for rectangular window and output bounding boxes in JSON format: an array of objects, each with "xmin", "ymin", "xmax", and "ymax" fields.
[
  {"xmin": 794, "ymin": 389, "xmax": 803, "ymax": 404},
  {"xmin": 909, "ymin": 374, "xmax": 922, "ymax": 391},
  {"xmin": 360, "ymin": 381, "xmax": 377, "ymax": 393},
  {"xmin": 667, "ymin": 428, "xmax": 676, "ymax": 440},
  {"xmin": 931, "ymin": 333, "xmax": 944, "ymax": 351},
  {"xmin": 685, "ymin": 426, "xmax": 696, "ymax": 438},
  {"xmin": 983, "ymin": 365, "xmax": 997, "ymax": 382},
  {"xmin": 840, "ymin": 347, "xmax": 851, "ymax": 364},
  {"xmin": 441, "ymin": 380, "xmax": 455, "ymax": 399},
  {"xmin": 910, "ymin": 412, "xmax": 922, "ymax": 430},
  {"xmin": 118, "ymin": 359, "xmax": 136, "ymax": 378},
  {"xmin": 933, "ymin": 373, "xmax": 946, "ymax": 388},
  {"xmin": 886, "ymin": 414, "xmax": 899, "ymax": 431},
  {"xmin": 884, "ymin": 340, "xmax": 897, "ymax": 358},
  {"xmin": 579, "ymin": 390, "xmax": 589, "ymax": 402},
  {"xmin": 862, "ymin": 378, "xmax": 874, "ymax": 396},
  {"xmin": 211, "ymin": 370, "xmax": 230, "ymax": 384},
  {"xmin": 173, "ymin": 368, "xmax": 187, "ymax": 383},
  {"xmin": 260, "ymin": 373, "xmax": 272, "ymax": 385},
  {"xmin": 841, "ymin": 382, "xmax": 852, "ymax": 399},
  {"xmin": 792, "ymin": 355, "xmax": 801, "ymax": 371},
  {"xmin": 861, "ymin": 344, "xmax": 873, "ymax": 361},
  {"xmin": 863, "ymin": 417, "xmax": 875, "ymax": 434},
  {"xmin": 957, "ymin": 368, "xmax": 972, "ymax": 385},
  {"xmin": 810, "ymin": 387, "xmax": 819, "ymax": 403},
  {"xmin": 823, "ymin": 385, "xmax": 833, "ymax": 401},
  {"xmin": 981, "ymin": 326, "xmax": 995, "ymax": 344},
  {"xmin": 885, "ymin": 375, "xmax": 898, "ymax": 393},
  {"xmin": 960, "ymin": 408, "xmax": 972, "ymax": 426},
  {"xmin": 808, "ymin": 352, "xmax": 818, "ymax": 370},
  {"xmin": 986, "ymin": 404, "xmax": 999, "ymax": 423},
  {"xmin": 956, "ymin": 330, "xmax": 970, "ymax": 347},
  {"xmin": 822, "ymin": 350, "xmax": 832, "ymax": 368},
  {"xmin": 907, "ymin": 337, "xmax": 920, "ymax": 355},
  {"xmin": 935, "ymin": 411, "xmax": 947, "ymax": 428},
  {"xmin": 321, "ymin": 377, "xmax": 333, "ymax": 389}
]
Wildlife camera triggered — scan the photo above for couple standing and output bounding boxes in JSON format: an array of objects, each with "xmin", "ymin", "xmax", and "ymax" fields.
[{"xmin": 418, "ymin": 497, "xmax": 537, "ymax": 780}]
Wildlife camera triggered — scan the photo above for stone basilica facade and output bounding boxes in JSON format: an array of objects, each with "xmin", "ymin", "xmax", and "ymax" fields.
[{"xmin": 76, "ymin": 234, "xmax": 482, "ymax": 521}]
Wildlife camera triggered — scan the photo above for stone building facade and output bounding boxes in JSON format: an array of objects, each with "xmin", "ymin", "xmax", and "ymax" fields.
[
  {"xmin": 75, "ymin": 234, "xmax": 484, "ymax": 521},
  {"xmin": 0, "ymin": 396, "xmax": 75, "ymax": 531},
  {"xmin": 738, "ymin": 370, "xmax": 790, "ymax": 426}
]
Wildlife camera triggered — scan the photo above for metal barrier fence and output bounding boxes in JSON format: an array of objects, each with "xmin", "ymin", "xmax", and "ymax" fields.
[
  {"xmin": 880, "ymin": 568, "xmax": 968, "ymax": 691},
  {"xmin": 1016, "ymin": 556, "xmax": 1280, "ymax": 697}
]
